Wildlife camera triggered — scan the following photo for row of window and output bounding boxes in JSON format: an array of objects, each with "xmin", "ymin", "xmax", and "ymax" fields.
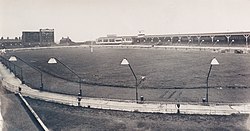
[
  {"xmin": 1, "ymin": 43, "xmax": 22, "ymax": 46},
  {"xmin": 97, "ymin": 38, "xmax": 132, "ymax": 43},
  {"xmin": 0, "ymin": 42, "xmax": 52, "ymax": 47}
]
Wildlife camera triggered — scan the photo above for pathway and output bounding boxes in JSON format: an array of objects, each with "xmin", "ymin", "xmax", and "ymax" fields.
[{"xmin": 0, "ymin": 63, "xmax": 249, "ymax": 116}]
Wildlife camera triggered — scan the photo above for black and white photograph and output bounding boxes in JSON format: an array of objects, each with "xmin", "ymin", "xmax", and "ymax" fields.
[{"xmin": 0, "ymin": 0, "xmax": 250, "ymax": 130}]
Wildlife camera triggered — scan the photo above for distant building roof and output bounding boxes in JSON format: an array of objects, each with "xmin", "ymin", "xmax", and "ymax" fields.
[{"xmin": 0, "ymin": 37, "xmax": 21, "ymax": 43}]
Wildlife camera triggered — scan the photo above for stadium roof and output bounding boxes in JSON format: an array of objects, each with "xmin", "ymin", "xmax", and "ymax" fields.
[{"xmin": 144, "ymin": 31, "xmax": 250, "ymax": 38}]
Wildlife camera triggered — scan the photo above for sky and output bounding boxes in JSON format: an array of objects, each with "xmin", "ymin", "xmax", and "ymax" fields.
[{"xmin": 1, "ymin": 0, "xmax": 250, "ymax": 42}]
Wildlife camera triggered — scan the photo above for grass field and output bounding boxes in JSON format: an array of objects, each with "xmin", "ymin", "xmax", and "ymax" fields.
[
  {"xmin": 0, "ymin": 86, "xmax": 38, "ymax": 130},
  {"xmin": 26, "ymin": 97, "xmax": 249, "ymax": 131},
  {"xmin": 4, "ymin": 47, "xmax": 250, "ymax": 103}
]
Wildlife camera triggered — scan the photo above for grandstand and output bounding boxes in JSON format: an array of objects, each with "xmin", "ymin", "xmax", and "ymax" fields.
[
  {"xmin": 96, "ymin": 35, "xmax": 133, "ymax": 45},
  {"xmin": 96, "ymin": 31, "xmax": 250, "ymax": 47}
]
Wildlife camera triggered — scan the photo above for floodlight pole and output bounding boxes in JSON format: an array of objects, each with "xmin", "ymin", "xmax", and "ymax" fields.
[
  {"xmin": 12, "ymin": 55, "xmax": 43, "ymax": 90},
  {"xmin": 121, "ymin": 58, "xmax": 146, "ymax": 103},
  {"xmin": 12, "ymin": 62, "xmax": 24, "ymax": 84},
  {"xmin": 5, "ymin": 56, "xmax": 25, "ymax": 84},
  {"xmin": 206, "ymin": 64, "xmax": 213, "ymax": 103},
  {"xmin": 206, "ymin": 57, "xmax": 219, "ymax": 103},
  {"xmin": 50, "ymin": 58, "xmax": 82, "ymax": 96},
  {"xmin": 128, "ymin": 64, "xmax": 138, "ymax": 103}
]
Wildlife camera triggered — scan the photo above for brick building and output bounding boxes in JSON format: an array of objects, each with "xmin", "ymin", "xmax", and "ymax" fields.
[{"xmin": 22, "ymin": 29, "xmax": 54, "ymax": 47}]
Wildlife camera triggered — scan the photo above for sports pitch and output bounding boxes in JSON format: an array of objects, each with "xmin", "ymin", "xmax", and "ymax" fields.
[{"xmin": 5, "ymin": 46, "xmax": 250, "ymax": 103}]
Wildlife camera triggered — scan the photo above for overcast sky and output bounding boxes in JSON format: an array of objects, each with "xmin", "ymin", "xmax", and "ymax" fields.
[{"xmin": 1, "ymin": 0, "xmax": 250, "ymax": 42}]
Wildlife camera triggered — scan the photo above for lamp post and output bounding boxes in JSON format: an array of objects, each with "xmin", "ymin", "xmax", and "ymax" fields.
[
  {"xmin": 200, "ymin": 40, "xmax": 204, "ymax": 45},
  {"xmin": 16, "ymin": 64, "xmax": 23, "ymax": 83},
  {"xmin": 229, "ymin": 40, "xmax": 234, "ymax": 46},
  {"xmin": 48, "ymin": 57, "xmax": 82, "ymax": 96},
  {"xmin": 121, "ymin": 58, "xmax": 145, "ymax": 103},
  {"xmin": 187, "ymin": 39, "xmax": 192, "ymax": 45},
  {"xmin": 9, "ymin": 55, "xmax": 42, "ymax": 89},
  {"xmin": 206, "ymin": 57, "xmax": 219, "ymax": 103},
  {"xmin": 214, "ymin": 40, "xmax": 219, "ymax": 46},
  {"xmin": 177, "ymin": 39, "xmax": 181, "ymax": 44},
  {"xmin": 3, "ymin": 56, "xmax": 23, "ymax": 83},
  {"xmin": 11, "ymin": 62, "xmax": 24, "ymax": 84}
]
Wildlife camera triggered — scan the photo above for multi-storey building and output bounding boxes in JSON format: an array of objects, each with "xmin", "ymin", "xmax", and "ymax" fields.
[{"xmin": 22, "ymin": 29, "xmax": 54, "ymax": 47}]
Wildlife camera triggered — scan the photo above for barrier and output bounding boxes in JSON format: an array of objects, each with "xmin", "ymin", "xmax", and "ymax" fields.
[
  {"xmin": 17, "ymin": 93, "xmax": 49, "ymax": 131},
  {"xmin": 0, "ymin": 61, "xmax": 249, "ymax": 116}
]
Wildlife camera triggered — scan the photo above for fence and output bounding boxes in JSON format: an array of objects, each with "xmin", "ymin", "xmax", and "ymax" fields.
[
  {"xmin": 0, "ymin": 56, "xmax": 23, "ymax": 83},
  {"xmin": 1, "ymin": 78, "xmax": 249, "ymax": 115},
  {"xmin": 1, "ymin": 60, "xmax": 249, "ymax": 115}
]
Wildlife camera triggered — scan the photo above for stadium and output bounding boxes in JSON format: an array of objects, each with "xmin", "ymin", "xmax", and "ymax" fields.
[
  {"xmin": 96, "ymin": 31, "xmax": 250, "ymax": 47},
  {"xmin": 2, "ymin": 0, "xmax": 250, "ymax": 130},
  {"xmin": 1, "ymin": 29, "xmax": 250, "ymax": 130},
  {"xmin": 1, "ymin": 43, "xmax": 250, "ymax": 129}
]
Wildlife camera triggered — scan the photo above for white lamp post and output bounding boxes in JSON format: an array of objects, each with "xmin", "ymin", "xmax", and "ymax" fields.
[
  {"xmin": 214, "ymin": 40, "xmax": 219, "ymax": 45},
  {"xmin": 48, "ymin": 57, "xmax": 82, "ymax": 96},
  {"xmin": 9, "ymin": 55, "xmax": 43, "ymax": 90},
  {"xmin": 5, "ymin": 56, "xmax": 23, "ymax": 83},
  {"xmin": 178, "ymin": 39, "xmax": 181, "ymax": 44},
  {"xmin": 206, "ymin": 57, "xmax": 219, "ymax": 103},
  {"xmin": 167, "ymin": 40, "xmax": 170, "ymax": 44},
  {"xmin": 229, "ymin": 40, "xmax": 234, "ymax": 46},
  {"xmin": 121, "ymin": 58, "xmax": 145, "ymax": 103},
  {"xmin": 200, "ymin": 40, "xmax": 204, "ymax": 45},
  {"xmin": 188, "ymin": 39, "xmax": 192, "ymax": 45}
]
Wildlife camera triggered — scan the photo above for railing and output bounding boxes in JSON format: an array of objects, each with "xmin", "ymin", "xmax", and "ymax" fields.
[
  {"xmin": 1, "ymin": 78, "xmax": 249, "ymax": 115},
  {"xmin": 0, "ymin": 56, "xmax": 23, "ymax": 82},
  {"xmin": 17, "ymin": 93, "xmax": 49, "ymax": 131},
  {"xmin": 1, "ymin": 80, "xmax": 76, "ymax": 106},
  {"xmin": 1, "ymin": 58, "xmax": 249, "ymax": 115}
]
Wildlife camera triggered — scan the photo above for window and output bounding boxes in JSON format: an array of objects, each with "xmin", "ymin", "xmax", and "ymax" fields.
[{"xmin": 109, "ymin": 39, "xmax": 115, "ymax": 42}]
